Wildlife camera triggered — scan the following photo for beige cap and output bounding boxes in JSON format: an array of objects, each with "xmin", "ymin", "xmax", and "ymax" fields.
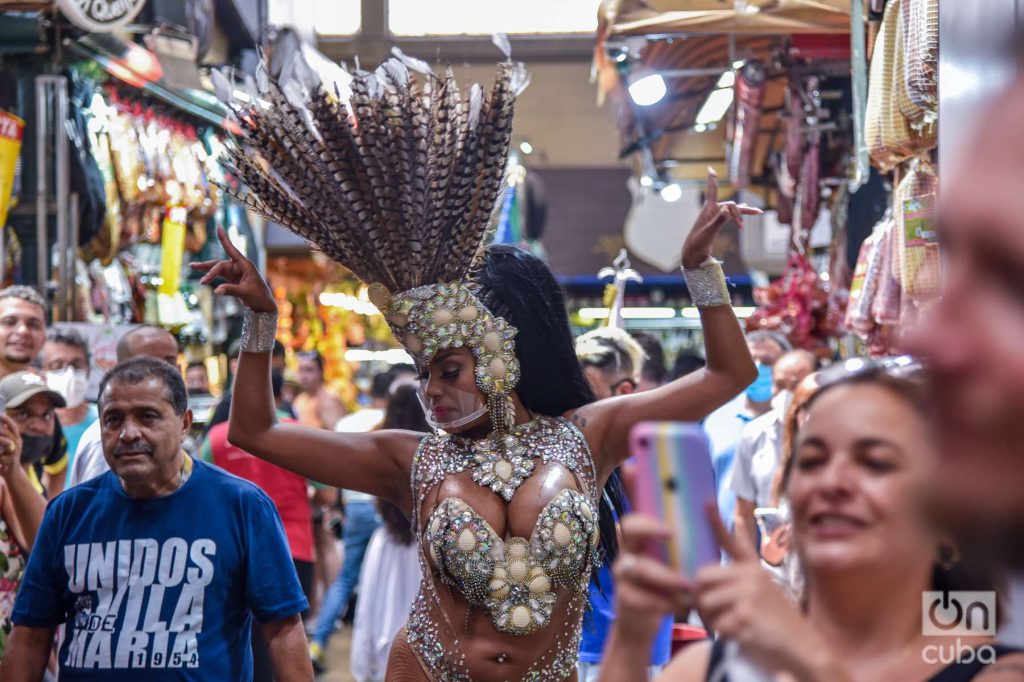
[{"xmin": 0, "ymin": 371, "xmax": 67, "ymax": 409}]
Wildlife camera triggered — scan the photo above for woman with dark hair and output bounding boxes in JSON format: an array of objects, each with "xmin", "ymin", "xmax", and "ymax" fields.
[
  {"xmin": 195, "ymin": 52, "xmax": 756, "ymax": 681},
  {"xmin": 601, "ymin": 363, "xmax": 1024, "ymax": 682}
]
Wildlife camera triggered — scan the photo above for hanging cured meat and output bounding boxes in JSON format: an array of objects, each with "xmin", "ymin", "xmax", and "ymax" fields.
[{"xmin": 729, "ymin": 61, "xmax": 766, "ymax": 190}]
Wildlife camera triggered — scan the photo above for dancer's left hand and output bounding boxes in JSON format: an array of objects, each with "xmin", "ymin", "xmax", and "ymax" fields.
[{"xmin": 681, "ymin": 167, "xmax": 762, "ymax": 269}]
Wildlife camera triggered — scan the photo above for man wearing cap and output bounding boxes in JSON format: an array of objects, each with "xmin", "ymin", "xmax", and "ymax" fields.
[
  {"xmin": 67, "ymin": 325, "xmax": 179, "ymax": 487},
  {"xmin": 2, "ymin": 357, "xmax": 312, "ymax": 680},
  {"xmin": 0, "ymin": 372, "xmax": 69, "ymax": 498}
]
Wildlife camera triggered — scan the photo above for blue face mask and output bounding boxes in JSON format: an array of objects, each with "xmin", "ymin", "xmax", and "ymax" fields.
[{"xmin": 745, "ymin": 362, "xmax": 774, "ymax": 404}]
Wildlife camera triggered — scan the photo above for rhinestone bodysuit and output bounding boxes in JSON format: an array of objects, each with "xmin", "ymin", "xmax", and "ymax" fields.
[{"xmin": 406, "ymin": 415, "xmax": 601, "ymax": 681}]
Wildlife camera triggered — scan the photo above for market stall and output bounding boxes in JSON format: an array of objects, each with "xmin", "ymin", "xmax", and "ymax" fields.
[
  {"xmin": 0, "ymin": 2, "xmax": 265, "ymax": 393},
  {"xmin": 594, "ymin": 0, "xmax": 938, "ymax": 357}
]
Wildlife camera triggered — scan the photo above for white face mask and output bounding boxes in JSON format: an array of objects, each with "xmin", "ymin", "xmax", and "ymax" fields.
[{"xmin": 46, "ymin": 367, "xmax": 89, "ymax": 408}]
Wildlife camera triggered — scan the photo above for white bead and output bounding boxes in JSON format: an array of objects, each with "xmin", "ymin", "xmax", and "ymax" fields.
[
  {"xmin": 457, "ymin": 529, "xmax": 477, "ymax": 552},
  {"xmin": 512, "ymin": 606, "xmax": 531, "ymax": 629},
  {"xmin": 495, "ymin": 460, "xmax": 513, "ymax": 481},
  {"xmin": 529, "ymin": 575, "xmax": 550, "ymax": 594},
  {"xmin": 553, "ymin": 522, "xmax": 572, "ymax": 546},
  {"xmin": 509, "ymin": 560, "xmax": 528, "ymax": 581}
]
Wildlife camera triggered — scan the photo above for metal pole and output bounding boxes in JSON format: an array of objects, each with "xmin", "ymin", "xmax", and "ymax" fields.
[
  {"xmin": 67, "ymin": 193, "xmax": 79, "ymax": 321},
  {"xmin": 54, "ymin": 77, "xmax": 69, "ymax": 321},
  {"xmin": 34, "ymin": 77, "xmax": 48, "ymax": 298}
]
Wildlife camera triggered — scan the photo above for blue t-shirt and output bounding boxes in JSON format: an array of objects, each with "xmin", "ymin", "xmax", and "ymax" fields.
[
  {"xmin": 580, "ymin": 561, "xmax": 673, "ymax": 666},
  {"xmin": 13, "ymin": 458, "xmax": 308, "ymax": 680}
]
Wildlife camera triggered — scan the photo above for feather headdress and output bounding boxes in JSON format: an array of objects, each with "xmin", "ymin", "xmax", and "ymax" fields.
[
  {"xmin": 216, "ymin": 47, "xmax": 528, "ymax": 295},
  {"xmin": 216, "ymin": 46, "xmax": 529, "ymax": 433}
]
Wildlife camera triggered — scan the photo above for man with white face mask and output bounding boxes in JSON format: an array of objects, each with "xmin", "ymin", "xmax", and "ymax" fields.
[
  {"xmin": 730, "ymin": 349, "xmax": 817, "ymax": 552},
  {"xmin": 39, "ymin": 328, "xmax": 95, "ymax": 482}
]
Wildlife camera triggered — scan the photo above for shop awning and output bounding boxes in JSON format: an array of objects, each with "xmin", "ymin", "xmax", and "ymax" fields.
[
  {"xmin": 66, "ymin": 33, "xmax": 240, "ymax": 133},
  {"xmin": 600, "ymin": 0, "xmax": 850, "ymax": 38}
]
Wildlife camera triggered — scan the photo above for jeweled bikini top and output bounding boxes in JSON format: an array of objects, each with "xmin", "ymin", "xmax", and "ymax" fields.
[{"xmin": 412, "ymin": 415, "xmax": 601, "ymax": 637}]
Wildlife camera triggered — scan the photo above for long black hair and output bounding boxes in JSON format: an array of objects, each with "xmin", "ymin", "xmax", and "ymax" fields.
[{"xmin": 477, "ymin": 244, "xmax": 628, "ymax": 561}]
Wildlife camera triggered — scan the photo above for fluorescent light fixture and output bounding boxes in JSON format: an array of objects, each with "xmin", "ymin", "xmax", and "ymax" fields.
[
  {"xmin": 716, "ymin": 70, "xmax": 736, "ymax": 89},
  {"xmin": 628, "ymin": 72, "xmax": 668, "ymax": 106},
  {"xmin": 659, "ymin": 183, "xmax": 683, "ymax": 202},
  {"xmin": 681, "ymin": 306, "xmax": 756, "ymax": 319},
  {"xmin": 578, "ymin": 307, "xmax": 677, "ymax": 320},
  {"xmin": 579, "ymin": 307, "xmax": 610, "ymax": 320},
  {"xmin": 623, "ymin": 307, "xmax": 675, "ymax": 319},
  {"xmin": 695, "ymin": 87, "xmax": 735, "ymax": 126},
  {"xmin": 344, "ymin": 348, "xmax": 415, "ymax": 364},
  {"xmin": 519, "ymin": 140, "xmax": 534, "ymax": 155}
]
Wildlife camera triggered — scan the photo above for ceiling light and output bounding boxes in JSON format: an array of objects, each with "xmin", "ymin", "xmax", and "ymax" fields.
[
  {"xmin": 628, "ymin": 72, "xmax": 667, "ymax": 107},
  {"xmin": 693, "ymin": 123, "xmax": 707, "ymax": 133},
  {"xmin": 639, "ymin": 175, "xmax": 653, "ymax": 187},
  {"xmin": 519, "ymin": 140, "xmax": 534, "ymax": 155},
  {"xmin": 695, "ymin": 87, "xmax": 735, "ymax": 126},
  {"xmin": 659, "ymin": 183, "xmax": 683, "ymax": 202}
]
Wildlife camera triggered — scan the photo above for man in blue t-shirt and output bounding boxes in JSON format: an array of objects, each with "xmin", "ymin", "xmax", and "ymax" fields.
[{"xmin": 2, "ymin": 357, "xmax": 311, "ymax": 681}]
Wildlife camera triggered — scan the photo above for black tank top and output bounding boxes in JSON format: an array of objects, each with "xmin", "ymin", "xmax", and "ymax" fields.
[{"xmin": 705, "ymin": 638, "xmax": 1022, "ymax": 681}]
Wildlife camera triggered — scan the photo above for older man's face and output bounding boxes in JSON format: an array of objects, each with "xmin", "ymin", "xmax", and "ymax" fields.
[
  {"xmin": 905, "ymin": 76, "xmax": 1024, "ymax": 529},
  {"xmin": 99, "ymin": 377, "xmax": 190, "ymax": 486}
]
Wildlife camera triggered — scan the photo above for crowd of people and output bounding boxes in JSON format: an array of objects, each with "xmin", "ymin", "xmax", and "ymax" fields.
[{"xmin": 0, "ymin": 44, "xmax": 1020, "ymax": 682}]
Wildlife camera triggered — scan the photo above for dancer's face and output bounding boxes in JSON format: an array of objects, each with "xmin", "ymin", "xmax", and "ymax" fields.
[{"xmin": 420, "ymin": 348, "xmax": 488, "ymax": 433}]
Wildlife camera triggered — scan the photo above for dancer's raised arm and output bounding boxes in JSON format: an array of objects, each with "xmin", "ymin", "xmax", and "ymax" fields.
[
  {"xmin": 577, "ymin": 169, "xmax": 758, "ymax": 480},
  {"xmin": 192, "ymin": 228, "xmax": 418, "ymax": 512}
]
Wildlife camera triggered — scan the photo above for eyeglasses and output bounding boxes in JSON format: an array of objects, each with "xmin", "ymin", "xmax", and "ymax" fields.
[{"xmin": 815, "ymin": 355, "xmax": 925, "ymax": 388}]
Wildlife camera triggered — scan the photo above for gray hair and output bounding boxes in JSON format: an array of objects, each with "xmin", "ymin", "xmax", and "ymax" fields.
[
  {"xmin": 46, "ymin": 326, "xmax": 91, "ymax": 364},
  {"xmin": 0, "ymin": 286, "xmax": 47, "ymax": 314},
  {"xmin": 745, "ymin": 329, "xmax": 793, "ymax": 354}
]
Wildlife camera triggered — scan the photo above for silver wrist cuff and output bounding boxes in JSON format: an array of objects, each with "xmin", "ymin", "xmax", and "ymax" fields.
[
  {"xmin": 682, "ymin": 257, "xmax": 730, "ymax": 308},
  {"xmin": 240, "ymin": 308, "xmax": 278, "ymax": 354}
]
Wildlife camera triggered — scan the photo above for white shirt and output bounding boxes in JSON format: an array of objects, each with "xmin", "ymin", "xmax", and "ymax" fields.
[
  {"xmin": 335, "ymin": 408, "xmax": 385, "ymax": 505},
  {"xmin": 729, "ymin": 407, "xmax": 785, "ymax": 509},
  {"xmin": 67, "ymin": 420, "xmax": 108, "ymax": 487}
]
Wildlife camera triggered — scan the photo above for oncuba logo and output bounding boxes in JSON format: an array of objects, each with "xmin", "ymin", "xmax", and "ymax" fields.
[{"xmin": 57, "ymin": 0, "xmax": 148, "ymax": 33}]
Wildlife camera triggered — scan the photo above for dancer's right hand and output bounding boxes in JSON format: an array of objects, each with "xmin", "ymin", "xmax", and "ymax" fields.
[{"xmin": 191, "ymin": 227, "xmax": 277, "ymax": 314}]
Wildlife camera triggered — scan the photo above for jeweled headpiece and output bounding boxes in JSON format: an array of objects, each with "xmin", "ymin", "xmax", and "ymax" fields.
[{"xmin": 216, "ymin": 46, "xmax": 528, "ymax": 432}]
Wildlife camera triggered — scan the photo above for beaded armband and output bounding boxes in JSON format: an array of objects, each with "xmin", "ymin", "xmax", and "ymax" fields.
[
  {"xmin": 682, "ymin": 257, "xmax": 730, "ymax": 308},
  {"xmin": 240, "ymin": 308, "xmax": 278, "ymax": 354}
]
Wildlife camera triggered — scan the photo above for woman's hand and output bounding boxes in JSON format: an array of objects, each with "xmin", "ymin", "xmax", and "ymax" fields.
[
  {"xmin": 191, "ymin": 227, "xmax": 277, "ymax": 313},
  {"xmin": 612, "ymin": 514, "xmax": 693, "ymax": 646},
  {"xmin": 681, "ymin": 168, "xmax": 762, "ymax": 269},
  {"xmin": 695, "ymin": 505, "xmax": 833, "ymax": 678},
  {"xmin": 0, "ymin": 415, "xmax": 23, "ymax": 479}
]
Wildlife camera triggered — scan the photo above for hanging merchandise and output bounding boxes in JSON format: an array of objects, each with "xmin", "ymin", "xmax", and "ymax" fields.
[
  {"xmin": 0, "ymin": 109, "xmax": 22, "ymax": 231},
  {"xmin": 747, "ymin": 254, "xmax": 834, "ymax": 352},
  {"xmin": 897, "ymin": 0, "xmax": 938, "ymax": 135},
  {"xmin": 864, "ymin": 0, "xmax": 935, "ymax": 172},
  {"xmin": 729, "ymin": 61, "xmax": 766, "ymax": 190},
  {"xmin": 893, "ymin": 159, "xmax": 939, "ymax": 302}
]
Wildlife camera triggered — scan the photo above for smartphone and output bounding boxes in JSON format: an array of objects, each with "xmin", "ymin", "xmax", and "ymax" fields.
[
  {"xmin": 629, "ymin": 422, "xmax": 720, "ymax": 579},
  {"xmin": 753, "ymin": 507, "xmax": 785, "ymax": 535}
]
